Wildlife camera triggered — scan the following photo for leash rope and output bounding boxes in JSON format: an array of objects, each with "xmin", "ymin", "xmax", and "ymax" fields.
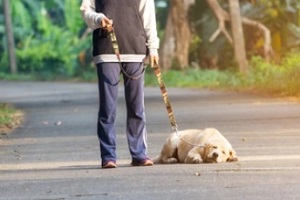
[
  {"xmin": 151, "ymin": 63, "xmax": 178, "ymax": 129},
  {"xmin": 108, "ymin": 26, "xmax": 203, "ymax": 147}
]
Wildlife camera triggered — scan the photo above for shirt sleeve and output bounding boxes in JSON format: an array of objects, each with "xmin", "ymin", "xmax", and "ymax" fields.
[
  {"xmin": 80, "ymin": 0, "xmax": 105, "ymax": 30},
  {"xmin": 139, "ymin": 0, "xmax": 160, "ymax": 55}
]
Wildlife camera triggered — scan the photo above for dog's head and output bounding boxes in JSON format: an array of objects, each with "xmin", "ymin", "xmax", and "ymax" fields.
[{"xmin": 202, "ymin": 144, "xmax": 238, "ymax": 163}]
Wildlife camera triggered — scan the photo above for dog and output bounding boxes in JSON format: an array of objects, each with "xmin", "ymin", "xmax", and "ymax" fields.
[{"xmin": 153, "ymin": 128, "xmax": 238, "ymax": 164}]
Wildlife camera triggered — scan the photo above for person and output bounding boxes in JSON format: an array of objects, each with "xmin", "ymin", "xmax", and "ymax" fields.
[{"xmin": 80, "ymin": 0, "xmax": 159, "ymax": 168}]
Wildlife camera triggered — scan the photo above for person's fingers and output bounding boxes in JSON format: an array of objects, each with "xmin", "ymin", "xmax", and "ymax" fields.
[
  {"xmin": 101, "ymin": 18, "xmax": 113, "ymax": 31},
  {"xmin": 150, "ymin": 55, "xmax": 159, "ymax": 67},
  {"xmin": 154, "ymin": 56, "xmax": 159, "ymax": 65},
  {"xmin": 150, "ymin": 56, "xmax": 154, "ymax": 67},
  {"xmin": 101, "ymin": 18, "xmax": 107, "ymax": 27}
]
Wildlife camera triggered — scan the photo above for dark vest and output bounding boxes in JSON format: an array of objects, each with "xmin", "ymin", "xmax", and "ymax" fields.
[{"xmin": 93, "ymin": 0, "xmax": 147, "ymax": 56}]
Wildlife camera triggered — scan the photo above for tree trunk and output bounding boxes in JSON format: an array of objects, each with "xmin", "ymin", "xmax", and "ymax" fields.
[
  {"xmin": 160, "ymin": 0, "xmax": 194, "ymax": 70},
  {"xmin": 159, "ymin": 10, "xmax": 175, "ymax": 71},
  {"xmin": 3, "ymin": 0, "xmax": 17, "ymax": 74},
  {"xmin": 228, "ymin": 0, "xmax": 248, "ymax": 73},
  {"xmin": 206, "ymin": 0, "xmax": 272, "ymax": 69}
]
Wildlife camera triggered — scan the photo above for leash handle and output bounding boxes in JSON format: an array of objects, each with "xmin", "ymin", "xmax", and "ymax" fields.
[{"xmin": 108, "ymin": 28, "xmax": 121, "ymax": 61}]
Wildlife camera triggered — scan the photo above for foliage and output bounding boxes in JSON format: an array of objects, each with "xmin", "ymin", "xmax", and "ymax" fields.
[
  {"xmin": 242, "ymin": 0, "xmax": 300, "ymax": 57},
  {"xmin": 188, "ymin": 0, "xmax": 300, "ymax": 69},
  {"xmin": 288, "ymin": 23, "xmax": 300, "ymax": 47},
  {"xmin": 247, "ymin": 52, "xmax": 300, "ymax": 96},
  {"xmin": 155, "ymin": 0, "xmax": 169, "ymax": 39},
  {"xmin": 0, "ymin": 0, "xmax": 92, "ymax": 79}
]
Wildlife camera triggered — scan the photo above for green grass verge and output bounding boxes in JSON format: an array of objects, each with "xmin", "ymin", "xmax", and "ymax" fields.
[
  {"xmin": 145, "ymin": 54, "xmax": 300, "ymax": 97},
  {"xmin": 0, "ymin": 104, "xmax": 23, "ymax": 134}
]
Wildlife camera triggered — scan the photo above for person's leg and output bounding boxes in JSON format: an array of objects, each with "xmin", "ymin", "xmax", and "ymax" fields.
[
  {"xmin": 96, "ymin": 62, "xmax": 120, "ymax": 166},
  {"xmin": 122, "ymin": 62, "xmax": 151, "ymax": 164}
]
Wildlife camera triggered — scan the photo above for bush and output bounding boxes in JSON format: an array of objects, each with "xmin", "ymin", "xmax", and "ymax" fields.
[{"xmin": 0, "ymin": 0, "xmax": 93, "ymax": 80}]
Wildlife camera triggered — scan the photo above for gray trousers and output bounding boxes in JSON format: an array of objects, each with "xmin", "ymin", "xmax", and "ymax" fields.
[{"xmin": 96, "ymin": 62, "xmax": 148, "ymax": 164}]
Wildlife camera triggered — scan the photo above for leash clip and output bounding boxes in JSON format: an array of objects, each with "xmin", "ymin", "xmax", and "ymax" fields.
[{"xmin": 172, "ymin": 124, "xmax": 179, "ymax": 132}]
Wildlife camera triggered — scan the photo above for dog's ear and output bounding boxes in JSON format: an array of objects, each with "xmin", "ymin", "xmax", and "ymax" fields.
[{"xmin": 227, "ymin": 150, "xmax": 238, "ymax": 162}]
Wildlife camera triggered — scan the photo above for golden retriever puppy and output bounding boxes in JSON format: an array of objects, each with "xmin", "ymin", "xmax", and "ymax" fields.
[{"xmin": 153, "ymin": 128, "xmax": 238, "ymax": 164}]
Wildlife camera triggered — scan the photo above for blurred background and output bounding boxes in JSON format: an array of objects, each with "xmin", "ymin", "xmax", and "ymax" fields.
[{"xmin": 1, "ymin": 0, "xmax": 300, "ymax": 95}]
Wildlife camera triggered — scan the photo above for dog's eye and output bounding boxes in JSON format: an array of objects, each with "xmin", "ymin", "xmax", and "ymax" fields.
[
  {"xmin": 222, "ymin": 151, "xmax": 226, "ymax": 155},
  {"xmin": 213, "ymin": 146, "xmax": 218, "ymax": 149}
]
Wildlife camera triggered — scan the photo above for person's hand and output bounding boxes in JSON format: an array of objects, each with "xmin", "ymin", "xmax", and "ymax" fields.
[
  {"xmin": 101, "ymin": 17, "xmax": 113, "ymax": 32},
  {"xmin": 150, "ymin": 55, "xmax": 159, "ymax": 67}
]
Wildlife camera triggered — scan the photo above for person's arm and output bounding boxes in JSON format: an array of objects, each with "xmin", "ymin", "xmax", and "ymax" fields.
[
  {"xmin": 139, "ymin": 0, "xmax": 160, "ymax": 65},
  {"xmin": 80, "ymin": 0, "xmax": 106, "ymax": 30}
]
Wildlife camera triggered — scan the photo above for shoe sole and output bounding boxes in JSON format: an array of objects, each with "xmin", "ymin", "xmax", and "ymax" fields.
[{"xmin": 102, "ymin": 162, "xmax": 117, "ymax": 169}]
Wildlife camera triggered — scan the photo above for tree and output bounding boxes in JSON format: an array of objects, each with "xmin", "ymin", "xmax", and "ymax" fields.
[
  {"xmin": 228, "ymin": 0, "xmax": 248, "ymax": 73},
  {"xmin": 160, "ymin": 0, "xmax": 195, "ymax": 70},
  {"xmin": 3, "ymin": 0, "xmax": 17, "ymax": 74},
  {"xmin": 206, "ymin": 0, "xmax": 272, "ymax": 63},
  {"xmin": 160, "ymin": 0, "xmax": 273, "ymax": 72}
]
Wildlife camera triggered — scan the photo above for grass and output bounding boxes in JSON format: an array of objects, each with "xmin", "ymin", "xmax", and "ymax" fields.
[
  {"xmin": 145, "ymin": 54, "xmax": 300, "ymax": 98},
  {"xmin": 0, "ymin": 103, "xmax": 23, "ymax": 135},
  {"xmin": 0, "ymin": 72, "xmax": 34, "ymax": 81},
  {"xmin": 145, "ymin": 67, "xmax": 300, "ymax": 97}
]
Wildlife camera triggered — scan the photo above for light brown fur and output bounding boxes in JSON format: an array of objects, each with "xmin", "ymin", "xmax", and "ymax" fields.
[{"xmin": 153, "ymin": 128, "xmax": 238, "ymax": 164}]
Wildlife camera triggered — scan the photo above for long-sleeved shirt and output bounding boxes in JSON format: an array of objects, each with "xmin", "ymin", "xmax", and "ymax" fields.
[{"xmin": 80, "ymin": 0, "xmax": 159, "ymax": 64}]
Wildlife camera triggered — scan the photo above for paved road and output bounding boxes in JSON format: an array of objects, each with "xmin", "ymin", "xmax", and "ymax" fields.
[{"xmin": 0, "ymin": 81, "xmax": 300, "ymax": 200}]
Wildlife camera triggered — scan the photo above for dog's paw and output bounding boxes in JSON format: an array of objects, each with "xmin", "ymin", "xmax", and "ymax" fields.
[
  {"xmin": 185, "ymin": 156, "xmax": 203, "ymax": 164},
  {"xmin": 167, "ymin": 157, "xmax": 178, "ymax": 164},
  {"xmin": 192, "ymin": 157, "xmax": 203, "ymax": 164},
  {"xmin": 162, "ymin": 157, "xmax": 178, "ymax": 164},
  {"xmin": 227, "ymin": 157, "xmax": 238, "ymax": 162}
]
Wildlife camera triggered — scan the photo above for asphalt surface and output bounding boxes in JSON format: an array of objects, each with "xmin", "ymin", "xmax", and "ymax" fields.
[{"xmin": 0, "ymin": 81, "xmax": 300, "ymax": 200}]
